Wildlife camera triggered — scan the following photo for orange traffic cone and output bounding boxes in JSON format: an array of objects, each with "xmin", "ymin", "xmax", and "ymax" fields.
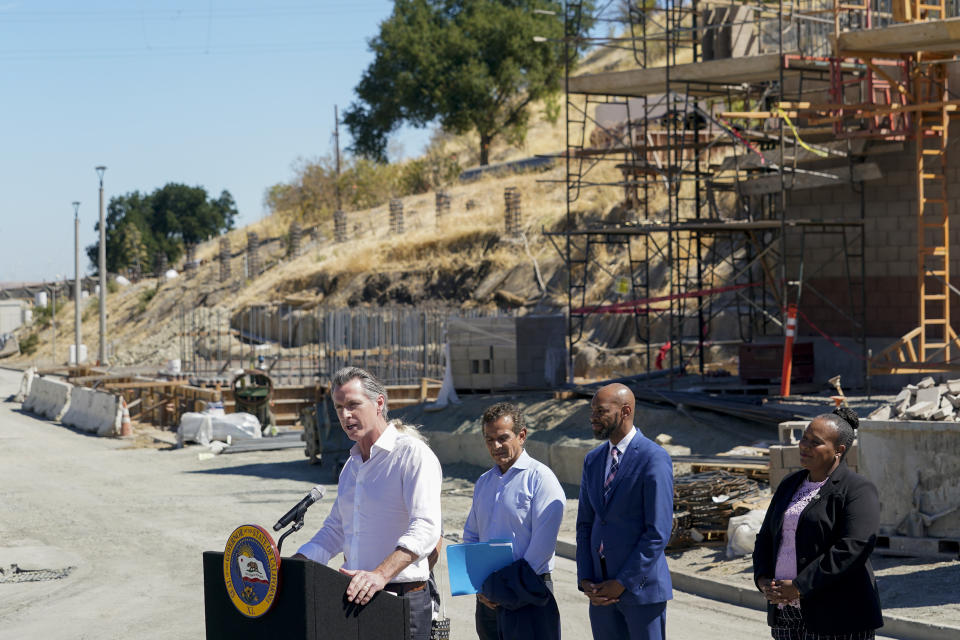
[{"xmin": 120, "ymin": 398, "xmax": 132, "ymax": 437}]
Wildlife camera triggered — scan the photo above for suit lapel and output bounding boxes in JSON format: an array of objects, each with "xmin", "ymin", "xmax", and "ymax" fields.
[
  {"xmin": 799, "ymin": 461, "xmax": 847, "ymax": 521},
  {"xmin": 590, "ymin": 447, "xmax": 608, "ymax": 514}
]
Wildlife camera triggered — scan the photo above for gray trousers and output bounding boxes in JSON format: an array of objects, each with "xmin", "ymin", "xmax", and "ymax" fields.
[{"xmin": 404, "ymin": 588, "xmax": 434, "ymax": 640}]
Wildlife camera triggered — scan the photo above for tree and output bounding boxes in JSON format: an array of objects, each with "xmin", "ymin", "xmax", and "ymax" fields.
[
  {"xmin": 344, "ymin": 0, "xmax": 590, "ymax": 166},
  {"xmin": 86, "ymin": 183, "xmax": 237, "ymax": 275}
]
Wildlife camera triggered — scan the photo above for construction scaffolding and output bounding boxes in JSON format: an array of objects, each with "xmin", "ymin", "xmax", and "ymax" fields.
[{"xmin": 550, "ymin": 0, "xmax": 960, "ymax": 384}]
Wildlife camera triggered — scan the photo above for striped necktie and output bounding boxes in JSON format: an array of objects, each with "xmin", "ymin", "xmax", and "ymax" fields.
[{"xmin": 603, "ymin": 447, "xmax": 620, "ymax": 503}]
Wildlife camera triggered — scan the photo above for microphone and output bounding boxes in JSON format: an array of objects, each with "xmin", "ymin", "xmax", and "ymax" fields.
[{"xmin": 273, "ymin": 485, "xmax": 325, "ymax": 531}]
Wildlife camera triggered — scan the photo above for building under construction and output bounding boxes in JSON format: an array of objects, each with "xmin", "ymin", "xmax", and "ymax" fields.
[{"xmin": 551, "ymin": 0, "xmax": 960, "ymax": 389}]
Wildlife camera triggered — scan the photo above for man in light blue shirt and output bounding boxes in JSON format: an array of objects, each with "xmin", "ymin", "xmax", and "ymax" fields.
[{"xmin": 463, "ymin": 402, "xmax": 566, "ymax": 640}]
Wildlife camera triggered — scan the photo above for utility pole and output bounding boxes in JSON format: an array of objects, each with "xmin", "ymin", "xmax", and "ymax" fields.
[
  {"xmin": 334, "ymin": 105, "xmax": 342, "ymax": 211},
  {"xmin": 96, "ymin": 165, "xmax": 108, "ymax": 365},
  {"xmin": 73, "ymin": 201, "xmax": 82, "ymax": 365},
  {"xmin": 51, "ymin": 285, "xmax": 56, "ymax": 366}
]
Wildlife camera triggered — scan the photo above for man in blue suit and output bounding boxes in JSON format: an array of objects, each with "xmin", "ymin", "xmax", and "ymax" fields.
[{"xmin": 576, "ymin": 383, "xmax": 674, "ymax": 639}]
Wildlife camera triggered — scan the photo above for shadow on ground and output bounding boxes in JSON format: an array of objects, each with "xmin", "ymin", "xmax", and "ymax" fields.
[
  {"xmin": 876, "ymin": 561, "xmax": 960, "ymax": 608},
  {"xmin": 188, "ymin": 459, "xmax": 339, "ymax": 484}
]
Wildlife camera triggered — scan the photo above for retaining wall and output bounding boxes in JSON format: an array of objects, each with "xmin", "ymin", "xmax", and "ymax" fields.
[
  {"xmin": 22, "ymin": 376, "xmax": 72, "ymax": 421},
  {"xmin": 859, "ymin": 419, "xmax": 960, "ymax": 539},
  {"xmin": 61, "ymin": 387, "xmax": 123, "ymax": 437},
  {"xmin": 425, "ymin": 429, "xmax": 596, "ymax": 486}
]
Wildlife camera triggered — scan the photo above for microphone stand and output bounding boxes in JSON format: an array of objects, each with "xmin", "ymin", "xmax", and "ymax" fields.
[{"xmin": 276, "ymin": 507, "xmax": 308, "ymax": 555}]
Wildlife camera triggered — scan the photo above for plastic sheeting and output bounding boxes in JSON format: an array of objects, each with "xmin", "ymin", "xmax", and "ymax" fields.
[
  {"xmin": 726, "ymin": 509, "xmax": 766, "ymax": 558},
  {"xmin": 177, "ymin": 412, "xmax": 261, "ymax": 447}
]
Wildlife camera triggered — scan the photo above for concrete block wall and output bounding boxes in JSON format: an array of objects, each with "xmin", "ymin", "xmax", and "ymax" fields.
[
  {"xmin": 516, "ymin": 315, "xmax": 567, "ymax": 388},
  {"xmin": 784, "ymin": 135, "xmax": 960, "ymax": 339},
  {"xmin": 768, "ymin": 441, "xmax": 859, "ymax": 491}
]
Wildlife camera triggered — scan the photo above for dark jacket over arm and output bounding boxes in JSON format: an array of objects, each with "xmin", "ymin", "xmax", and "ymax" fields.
[
  {"xmin": 481, "ymin": 559, "xmax": 560, "ymax": 640},
  {"xmin": 752, "ymin": 462, "xmax": 883, "ymax": 634}
]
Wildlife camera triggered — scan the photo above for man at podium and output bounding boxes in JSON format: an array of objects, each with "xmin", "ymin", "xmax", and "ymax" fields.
[{"xmin": 293, "ymin": 367, "xmax": 442, "ymax": 640}]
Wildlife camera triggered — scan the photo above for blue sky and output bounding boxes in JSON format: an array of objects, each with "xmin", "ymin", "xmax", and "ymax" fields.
[{"xmin": 0, "ymin": 1, "xmax": 433, "ymax": 283}]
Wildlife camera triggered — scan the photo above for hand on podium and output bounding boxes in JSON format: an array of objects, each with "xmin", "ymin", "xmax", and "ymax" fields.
[{"xmin": 340, "ymin": 568, "xmax": 388, "ymax": 605}]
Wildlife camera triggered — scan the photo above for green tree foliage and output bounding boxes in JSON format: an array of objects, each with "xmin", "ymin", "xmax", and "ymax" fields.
[
  {"xmin": 263, "ymin": 151, "xmax": 461, "ymax": 219},
  {"xmin": 86, "ymin": 184, "xmax": 237, "ymax": 275},
  {"xmin": 343, "ymin": 0, "xmax": 590, "ymax": 166}
]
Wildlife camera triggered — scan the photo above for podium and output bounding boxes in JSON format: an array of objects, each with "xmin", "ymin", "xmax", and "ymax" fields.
[{"xmin": 203, "ymin": 552, "xmax": 411, "ymax": 640}]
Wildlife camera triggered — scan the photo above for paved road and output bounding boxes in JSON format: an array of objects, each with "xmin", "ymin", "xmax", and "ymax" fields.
[{"xmin": 0, "ymin": 368, "xmax": 774, "ymax": 639}]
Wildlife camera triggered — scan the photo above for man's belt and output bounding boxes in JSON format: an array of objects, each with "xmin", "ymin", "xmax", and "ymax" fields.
[{"xmin": 383, "ymin": 581, "xmax": 427, "ymax": 595}]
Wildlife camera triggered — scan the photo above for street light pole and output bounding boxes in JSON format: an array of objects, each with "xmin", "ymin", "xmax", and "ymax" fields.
[
  {"xmin": 51, "ymin": 285, "xmax": 56, "ymax": 366},
  {"xmin": 73, "ymin": 201, "xmax": 82, "ymax": 365},
  {"xmin": 96, "ymin": 165, "xmax": 107, "ymax": 365}
]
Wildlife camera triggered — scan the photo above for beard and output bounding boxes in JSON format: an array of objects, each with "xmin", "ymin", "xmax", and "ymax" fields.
[{"xmin": 592, "ymin": 419, "xmax": 617, "ymax": 440}]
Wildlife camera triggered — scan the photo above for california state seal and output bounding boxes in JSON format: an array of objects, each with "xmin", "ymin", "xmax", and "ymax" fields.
[{"xmin": 223, "ymin": 524, "xmax": 280, "ymax": 618}]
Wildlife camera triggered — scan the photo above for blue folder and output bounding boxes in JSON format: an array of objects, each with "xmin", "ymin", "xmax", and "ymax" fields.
[{"xmin": 445, "ymin": 541, "xmax": 514, "ymax": 596}]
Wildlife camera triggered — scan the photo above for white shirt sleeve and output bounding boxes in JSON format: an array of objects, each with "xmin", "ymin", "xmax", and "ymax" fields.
[
  {"xmin": 395, "ymin": 441, "xmax": 443, "ymax": 559},
  {"xmin": 296, "ymin": 493, "xmax": 345, "ymax": 564}
]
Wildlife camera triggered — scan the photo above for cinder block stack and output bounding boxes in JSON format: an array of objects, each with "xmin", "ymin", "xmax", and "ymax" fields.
[
  {"xmin": 867, "ymin": 376, "xmax": 960, "ymax": 422},
  {"xmin": 389, "ymin": 199, "xmax": 404, "ymax": 234},
  {"xmin": 185, "ymin": 244, "xmax": 197, "ymax": 275},
  {"xmin": 334, "ymin": 210, "xmax": 347, "ymax": 243},
  {"xmin": 435, "ymin": 191, "xmax": 451, "ymax": 226},
  {"xmin": 246, "ymin": 232, "xmax": 261, "ymax": 277},
  {"xmin": 219, "ymin": 237, "xmax": 231, "ymax": 282},
  {"xmin": 154, "ymin": 252, "xmax": 168, "ymax": 278},
  {"xmin": 504, "ymin": 186, "xmax": 521, "ymax": 235},
  {"xmin": 288, "ymin": 222, "xmax": 302, "ymax": 257},
  {"xmin": 769, "ymin": 419, "xmax": 859, "ymax": 489}
]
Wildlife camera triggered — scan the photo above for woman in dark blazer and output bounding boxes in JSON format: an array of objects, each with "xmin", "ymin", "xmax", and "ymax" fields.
[{"xmin": 753, "ymin": 407, "xmax": 883, "ymax": 639}]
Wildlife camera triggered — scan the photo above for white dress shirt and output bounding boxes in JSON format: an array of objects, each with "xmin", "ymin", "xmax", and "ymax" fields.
[
  {"xmin": 297, "ymin": 423, "xmax": 442, "ymax": 583},
  {"xmin": 463, "ymin": 449, "xmax": 565, "ymax": 575},
  {"xmin": 604, "ymin": 425, "xmax": 637, "ymax": 479}
]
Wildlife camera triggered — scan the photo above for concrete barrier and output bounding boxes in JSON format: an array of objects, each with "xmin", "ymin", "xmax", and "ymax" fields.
[
  {"xmin": 14, "ymin": 367, "xmax": 36, "ymax": 403},
  {"xmin": 61, "ymin": 387, "xmax": 123, "ymax": 436},
  {"xmin": 425, "ymin": 427, "xmax": 595, "ymax": 486},
  {"xmin": 22, "ymin": 376, "xmax": 72, "ymax": 421}
]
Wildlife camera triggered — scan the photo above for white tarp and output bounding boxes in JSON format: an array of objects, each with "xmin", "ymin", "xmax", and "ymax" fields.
[
  {"xmin": 177, "ymin": 412, "xmax": 262, "ymax": 447},
  {"xmin": 726, "ymin": 509, "xmax": 766, "ymax": 558}
]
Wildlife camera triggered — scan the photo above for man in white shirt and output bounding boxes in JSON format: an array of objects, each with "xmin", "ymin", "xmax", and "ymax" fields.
[
  {"xmin": 295, "ymin": 366, "xmax": 442, "ymax": 640},
  {"xmin": 464, "ymin": 402, "xmax": 565, "ymax": 640}
]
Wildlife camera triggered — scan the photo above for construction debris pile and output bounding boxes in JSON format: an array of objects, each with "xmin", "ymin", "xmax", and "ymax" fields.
[
  {"xmin": 669, "ymin": 470, "xmax": 766, "ymax": 548},
  {"xmin": 867, "ymin": 377, "xmax": 960, "ymax": 422}
]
